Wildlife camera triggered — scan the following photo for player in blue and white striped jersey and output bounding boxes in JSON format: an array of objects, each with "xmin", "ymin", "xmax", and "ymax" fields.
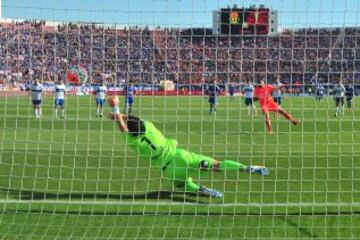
[
  {"xmin": 243, "ymin": 81, "xmax": 257, "ymax": 116},
  {"xmin": 94, "ymin": 80, "xmax": 107, "ymax": 117},
  {"xmin": 30, "ymin": 79, "xmax": 43, "ymax": 118},
  {"xmin": 53, "ymin": 80, "xmax": 66, "ymax": 118},
  {"xmin": 123, "ymin": 82, "xmax": 137, "ymax": 114}
]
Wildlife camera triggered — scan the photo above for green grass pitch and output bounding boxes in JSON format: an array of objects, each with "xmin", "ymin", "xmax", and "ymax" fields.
[{"xmin": 0, "ymin": 95, "xmax": 359, "ymax": 239}]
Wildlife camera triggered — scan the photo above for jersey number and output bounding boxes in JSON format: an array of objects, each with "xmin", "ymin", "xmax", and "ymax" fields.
[{"xmin": 140, "ymin": 136, "xmax": 156, "ymax": 150}]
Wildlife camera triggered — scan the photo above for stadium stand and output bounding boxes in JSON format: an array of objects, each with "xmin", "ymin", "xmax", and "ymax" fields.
[{"xmin": 0, "ymin": 20, "xmax": 359, "ymax": 92}]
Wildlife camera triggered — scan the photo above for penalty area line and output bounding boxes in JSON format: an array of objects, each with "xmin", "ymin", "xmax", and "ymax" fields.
[{"xmin": 0, "ymin": 199, "xmax": 359, "ymax": 207}]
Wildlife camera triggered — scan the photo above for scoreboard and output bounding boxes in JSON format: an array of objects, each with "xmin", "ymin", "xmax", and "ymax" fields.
[{"xmin": 217, "ymin": 7, "xmax": 271, "ymax": 35}]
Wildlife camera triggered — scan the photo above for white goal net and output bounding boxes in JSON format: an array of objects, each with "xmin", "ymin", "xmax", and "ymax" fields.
[{"xmin": 0, "ymin": 0, "xmax": 359, "ymax": 239}]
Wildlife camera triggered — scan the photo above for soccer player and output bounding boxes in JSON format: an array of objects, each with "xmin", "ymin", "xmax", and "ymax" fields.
[
  {"xmin": 30, "ymin": 79, "xmax": 43, "ymax": 118},
  {"xmin": 272, "ymin": 79, "xmax": 283, "ymax": 106},
  {"xmin": 123, "ymin": 82, "xmax": 137, "ymax": 114},
  {"xmin": 307, "ymin": 86, "xmax": 312, "ymax": 96},
  {"xmin": 107, "ymin": 96, "xmax": 269, "ymax": 198},
  {"xmin": 254, "ymin": 79, "xmax": 300, "ymax": 134},
  {"xmin": 243, "ymin": 81, "xmax": 257, "ymax": 115},
  {"xmin": 315, "ymin": 83, "xmax": 325, "ymax": 103},
  {"xmin": 53, "ymin": 80, "xmax": 66, "ymax": 118},
  {"xmin": 94, "ymin": 80, "xmax": 107, "ymax": 117},
  {"xmin": 333, "ymin": 80, "xmax": 346, "ymax": 117},
  {"xmin": 345, "ymin": 84, "xmax": 354, "ymax": 111},
  {"xmin": 207, "ymin": 79, "xmax": 220, "ymax": 114},
  {"xmin": 228, "ymin": 84, "xmax": 235, "ymax": 100}
]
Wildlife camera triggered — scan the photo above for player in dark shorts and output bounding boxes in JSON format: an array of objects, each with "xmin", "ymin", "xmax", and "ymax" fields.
[
  {"xmin": 228, "ymin": 84, "xmax": 235, "ymax": 100},
  {"xmin": 345, "ymin": 84, "xmax": 354, "ymax": 111},
  {"xmin": 207, "ymin": 79, "xmax": 220, "ymax": 114}
]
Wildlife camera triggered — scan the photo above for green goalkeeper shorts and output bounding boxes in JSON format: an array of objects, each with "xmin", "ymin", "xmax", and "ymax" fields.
[{"xmin": 162, "ymin": 148, "xmax": 215, "ymax": 182}]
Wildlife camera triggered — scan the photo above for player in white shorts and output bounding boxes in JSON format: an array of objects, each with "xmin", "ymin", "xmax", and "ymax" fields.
[
  {"xmin": 333, "ymin": 80, "xmax": 345, "ymax": 117},
  {"xmin": 30, "ymin": 79, "xmax": 43, "ymax": 118},
  {"xmin": 53, "ymin": 80, "xmax": 66, "ymax": 118},
  {"xmin": 94, "ymin": 80, "xmax": 107, "ymax": 117}
]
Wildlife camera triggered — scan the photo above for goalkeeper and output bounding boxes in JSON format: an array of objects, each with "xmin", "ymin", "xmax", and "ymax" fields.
[{"xmin": 108, "ymin": 96, "xmax": 269, "ymax": 198}]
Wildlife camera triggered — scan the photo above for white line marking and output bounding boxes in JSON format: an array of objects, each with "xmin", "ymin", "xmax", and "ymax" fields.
[{"xmin": 0, "ymin": 199, "xmax": 359, "ymax": 207}]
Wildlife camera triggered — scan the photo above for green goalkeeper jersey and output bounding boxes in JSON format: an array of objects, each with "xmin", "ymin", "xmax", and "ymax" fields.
[{"xmin": 125, "ymin": 120, "xmax": 178, "ymax": 166}]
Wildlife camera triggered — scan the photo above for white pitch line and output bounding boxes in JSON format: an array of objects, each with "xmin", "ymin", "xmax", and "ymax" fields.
[{"xmin": 0, "ymin": 199, "xmax": 359, "ymax": 207}]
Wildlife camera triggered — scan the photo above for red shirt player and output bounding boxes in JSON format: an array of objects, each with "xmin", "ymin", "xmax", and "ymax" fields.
[{"xmin": 254, "ymin": 80, "xmax": 300, "ymax": 134}]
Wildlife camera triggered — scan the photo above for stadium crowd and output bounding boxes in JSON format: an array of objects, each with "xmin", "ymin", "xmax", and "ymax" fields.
[{"xmin": 0, "ymin": 20, "xmax": 360, "ymax": 90}]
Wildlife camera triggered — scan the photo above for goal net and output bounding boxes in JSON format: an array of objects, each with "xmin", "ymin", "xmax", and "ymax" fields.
[{"xmin": 0, "ymin": 0, "xmax": 359, "ymax": 239}]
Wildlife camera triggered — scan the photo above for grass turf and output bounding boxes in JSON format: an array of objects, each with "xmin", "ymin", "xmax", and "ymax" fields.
[{"xmin": 0, "ymin": 95, "xmax": 359, "ymax": 239}]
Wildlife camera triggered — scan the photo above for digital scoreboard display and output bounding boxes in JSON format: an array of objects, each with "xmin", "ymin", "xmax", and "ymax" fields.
[{"xmin": 220, "ymin": 8, "xmax": 269, "ymax": 35}]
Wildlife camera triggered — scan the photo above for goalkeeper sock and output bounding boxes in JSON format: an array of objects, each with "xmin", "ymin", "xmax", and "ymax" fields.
[
  {"xmin": 219, "ymin": 160, "xmax": 247, "ymax": 171},
  {"xmin": 185, "ymin": 178, "xmax": 200, "ymax": 192}
]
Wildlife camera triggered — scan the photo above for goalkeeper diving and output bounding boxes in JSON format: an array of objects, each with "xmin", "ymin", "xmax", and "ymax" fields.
[{"xmin": 108, "ymin": 96, "xmax": 269, "ymax": 198}]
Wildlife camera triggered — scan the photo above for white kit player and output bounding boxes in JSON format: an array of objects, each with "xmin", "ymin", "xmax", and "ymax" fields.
[
  {"xmin": 243, "ymin": 81, "xmax": 257, "ymax": 116},
  {"xmin": 53, "ymin": 80, "xmax": 66, "ymax": 118},
  {"xmin": 334, "ymin": 80, "xmax": 346, "ymax": 117},
  {"xmin": 272, "ymin": 79, "xmax": 283, "ymax": 106},
  {"xmin": 30, "ymin": 79, "xmax": 43, "ymax": 118},
  {"xmin": 95, "ymin": 80, "xmax": 107, "ymax": 117}
]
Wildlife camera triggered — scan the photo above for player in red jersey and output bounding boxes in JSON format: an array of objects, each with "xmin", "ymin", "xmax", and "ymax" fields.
[{"xmin": 254, "ymin": 80, "xmax": 300, "ymax": 134}]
